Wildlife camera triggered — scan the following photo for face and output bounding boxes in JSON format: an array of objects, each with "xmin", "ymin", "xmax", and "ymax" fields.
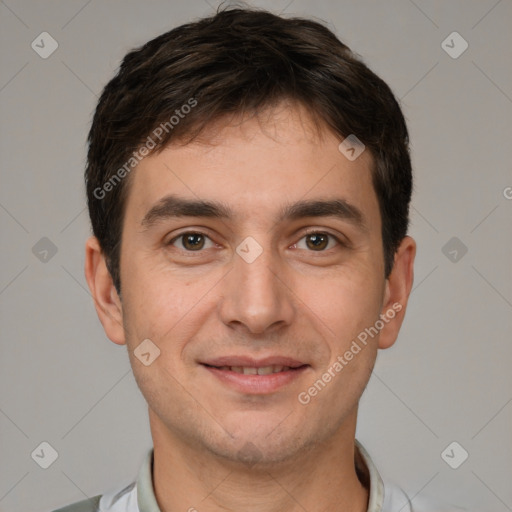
[{"xmin": 107, "ymin": 103, "xmax": 397, "ymax": 465}]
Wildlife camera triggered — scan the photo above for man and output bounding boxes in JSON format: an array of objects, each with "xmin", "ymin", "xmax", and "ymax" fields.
[{"xmin": 54, "ymin": 7, "xmax": 462, "ymax": 512}]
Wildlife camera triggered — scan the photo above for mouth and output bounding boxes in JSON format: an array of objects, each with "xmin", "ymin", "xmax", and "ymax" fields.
[
  {"xmin": 203, "ymin": 364, "xmax": 307, "ymax": 375},
  {"xmin": 200, "ymin": 356, "xmax": 310, "ymax": 394}
]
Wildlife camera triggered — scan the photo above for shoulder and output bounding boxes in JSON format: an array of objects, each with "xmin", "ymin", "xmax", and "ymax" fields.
[
  {"xmin": 382, "ymin": 479, "xmax": 467, "ymax": 512},
  {"xmin": 51, "ymin": 481, "xmax": 138, "ymax": 512},
  {"xmin": 51, "ymin": 495, "xmax": 102, "ymax": 512}
]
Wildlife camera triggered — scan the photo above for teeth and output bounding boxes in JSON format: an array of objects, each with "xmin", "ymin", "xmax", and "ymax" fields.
[
  {"xmin": 257, "ymin": 366, "xmax": 274, "ymax": 375},
  {"xmin": 219, "ymin": 365, "xmax": 293, "ymax": 374}
]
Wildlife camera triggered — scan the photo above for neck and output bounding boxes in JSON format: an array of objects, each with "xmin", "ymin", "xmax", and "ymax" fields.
[{"xmin": 150, "ymin": 410, "xmax": 369, "ymax": 512}]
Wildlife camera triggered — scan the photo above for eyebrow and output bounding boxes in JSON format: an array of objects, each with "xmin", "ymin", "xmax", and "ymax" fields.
[
  {"xmin": 140, "ymin": 195, "xmax": 232, "ymax": 229},
  {"xmin": 140, "ymin": 194, "xmax": 367, "ymax": 232},
  {"xmin": 278, "ymin": 198, "xmax": 367, "ymax": 231}
]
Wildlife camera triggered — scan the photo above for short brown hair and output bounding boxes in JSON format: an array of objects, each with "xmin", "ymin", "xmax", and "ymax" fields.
[{"xmin": 85, "ymin": 7, "xmax": 412, "ymax": 294}]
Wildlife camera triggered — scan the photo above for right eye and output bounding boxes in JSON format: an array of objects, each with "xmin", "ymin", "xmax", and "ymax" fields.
[{"xmin": 167, "ymin": 232, "xmax": 216, "ymax": 251}]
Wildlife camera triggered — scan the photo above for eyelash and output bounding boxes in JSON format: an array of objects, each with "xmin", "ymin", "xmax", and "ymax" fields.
[
  {"xmin": 167, "ymin": 231, "xmax": 217, "ymax": 252},
  {"xmin": 167, "ymin": 230, "xmax": 344, "ymax": 253},
  {"xmin": 298, "ymin": 229, "xmax": 344, "ymax": 251}
]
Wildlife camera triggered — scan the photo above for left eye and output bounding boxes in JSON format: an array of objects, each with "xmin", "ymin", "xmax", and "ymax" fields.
[
  {"xmin": 294, "ymin": 232, "xmax": 339, "ymax": 251},
  {"xmin": 168, "ymin": 232, "xmax": 215, "ymax": 251}
]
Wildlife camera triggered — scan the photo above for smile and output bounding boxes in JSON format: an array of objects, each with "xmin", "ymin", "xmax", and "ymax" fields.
[
  {"xmin": 201, "ymin": 362, "xmax": 309, "ymax": 394},
  {"xmin": 207, "ymin": 365, "xmax": 299, "ymax": 375}
]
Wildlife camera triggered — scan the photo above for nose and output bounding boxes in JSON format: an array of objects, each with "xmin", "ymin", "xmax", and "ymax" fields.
[{"xmin": 218, "ymin": 242, "xmax": 295, "ymax": 335}]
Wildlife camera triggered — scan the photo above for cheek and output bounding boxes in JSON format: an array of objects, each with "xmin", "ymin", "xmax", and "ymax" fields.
[
  {"xmin": 296, "ymin": 261, "xmax": 383, "ymax": 333},
  {"xmin": 120, "ymin": 260, "xmax": 180, "ymax": 348},
  {"xmin": 120, "ymin": 253, "xmax": 220, "ymax": 360}
]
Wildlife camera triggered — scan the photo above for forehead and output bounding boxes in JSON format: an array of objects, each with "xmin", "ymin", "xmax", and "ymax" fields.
[{"xmin": 123, "ymin": 104, "xmax": 379, "ymax": 231}]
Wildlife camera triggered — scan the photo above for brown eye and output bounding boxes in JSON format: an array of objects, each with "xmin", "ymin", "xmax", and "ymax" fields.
[
  {"xmin": 182, "ymin": 233, "xmax": 205, "ymax": 250},
  {"xmin": 294, "ymin": 232, "xmax": 340, "ymax": 252},
  {"xmin": 306, "ymin": 233, "xmax": 329, "ymax": 250},
  {"xmin": 169, "ymin": 232, "xmax": 213, "ymax": 251}
]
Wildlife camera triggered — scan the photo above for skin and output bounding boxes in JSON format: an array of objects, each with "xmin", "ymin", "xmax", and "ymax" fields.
[{"xmin": 85, "ymin": 101, "xmax": 416, "ymax": 512}]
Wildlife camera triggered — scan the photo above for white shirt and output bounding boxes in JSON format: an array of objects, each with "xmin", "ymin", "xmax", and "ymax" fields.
[{"xmin": 53, "ymin": 441, "xmax": 465, "ymax": 511}]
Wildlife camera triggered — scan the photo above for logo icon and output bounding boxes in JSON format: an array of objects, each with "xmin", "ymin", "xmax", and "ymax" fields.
[
  {"xmin": 338, "ymin": 134, "xmax": 365, "ymax": 161},
  {"xmin": 441, "ymin": 441, "xmax": 469, "ymax": 469},
  {"xmin": 442, "ymin": 237, "xmax": 468, "ymax": 263},
  {"xmin": 236, "ymin": 441, "xmax": 263, "ymax": 466},
  {"xmin": 31, "ymin": 441, "xmax": 59, "ymax": 469},
  {"xmin": 441, "ymin": 32, "xmax": 468, "ymax": 59},
  {"xmin": 32, "ymin": 237, "xmax": 58, "ymax": 263},
  {"xmin": 236, "ymin": 236, "xmax": 263, "ymax": 264},
  {"xmin": 134, "ymin": 339, "xmax": 161, "ymax": 366},
  {"xmin": 31, "ymin": 32, "xmax": 59, "ymax": 59}
]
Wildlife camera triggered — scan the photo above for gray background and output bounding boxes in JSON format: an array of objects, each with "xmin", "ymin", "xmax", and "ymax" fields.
[{"xmin": 0, "ymin": 0, "xmax": 511, "ymax": 510}]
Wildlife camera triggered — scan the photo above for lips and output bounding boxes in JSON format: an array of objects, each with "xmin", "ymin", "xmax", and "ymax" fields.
[
  {"xmin": 200, "ymin": 355, "xmax": 309, "ymax": 394},
  {"xmin": 212, "ymin": 365, "xmax": 296, "ymax": 375},
  {"xmin": 201, "ymin": 355, "xmax": 306, "ymax": 370}
]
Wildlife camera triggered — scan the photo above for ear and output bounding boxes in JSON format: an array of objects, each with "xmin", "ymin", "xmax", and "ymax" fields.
[
  {"xmin": 378, "ymin": 236, "xmax": 416, "ymax": 349},
  {"xmin": 84, "ymin": 236, "xmax": 126, "ymax": 345}
]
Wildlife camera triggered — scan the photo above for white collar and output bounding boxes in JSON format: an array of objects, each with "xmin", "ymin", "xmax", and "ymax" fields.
[{"xmin": 100, "ymin": 440, "xmax": 394, "ymax": 512}]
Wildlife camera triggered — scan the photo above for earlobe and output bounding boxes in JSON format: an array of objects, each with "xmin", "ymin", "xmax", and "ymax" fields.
[
  {"xmin": 84, "ymin": 236, "xmax": 126, "ymax": 345},
  {"xmin": 378, "ymin": 236, "xmax": 416, "ymax": 350}
]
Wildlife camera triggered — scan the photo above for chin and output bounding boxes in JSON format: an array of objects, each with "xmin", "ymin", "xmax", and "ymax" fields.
[
  {"xmin": 211, "ymin": 438, "xmax": 311, "ymax": 468},
  {"xmin": 203, "ymin": 418, "xmax": 318, "ymax": 467}
]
